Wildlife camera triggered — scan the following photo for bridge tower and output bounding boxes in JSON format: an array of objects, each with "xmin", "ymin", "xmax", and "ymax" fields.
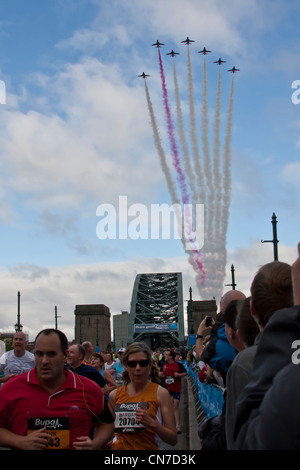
[{"xmin": 128, "ymin": 272, "xmax": 184, "ymax": 349}]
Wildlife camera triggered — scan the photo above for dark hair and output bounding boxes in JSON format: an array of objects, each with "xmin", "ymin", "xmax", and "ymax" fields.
[
  {"xmin": 251, "ymin": 261, "xmax": 293, "ymax": 328},
  {"xmin": 105, "ymin": 352, "xmax": 114, "ymax": 361},
  {"xmin": 34, "ymin": 328, "xmax": 68, "ymax": 355},
  {"xmin": 92, "ymin": 352, "xmax": 104, "ymax": 363},
  {"xmin": 236, "ymin": 297, "xmax": 259, "ymax": 347},
  {"xmin": 223, "ymin": 300, "xmax": 240, "ymax": 330},
  {"xmin": 167, "ymin": 349, "xmax": 176, "ymax": 360}
]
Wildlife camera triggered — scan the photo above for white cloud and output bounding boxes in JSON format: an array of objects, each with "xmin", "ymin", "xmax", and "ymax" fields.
[
  {"xmin": 56, "ymin": 29, "xmax": 108, "ymax": 53},
  {"xmin": 0, "ymin": 58, "xmax": 165, "ymax": 217},
  {"xmin": 281, "ymin": 161, "xmax": 300, "ymax": 184}
]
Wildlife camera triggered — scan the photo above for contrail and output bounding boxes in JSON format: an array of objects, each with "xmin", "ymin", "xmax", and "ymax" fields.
[
  {"xmin": 221, "ymin": 74, "xmax": 234, "ymax": 241},
  {"xmin": 146, "ymin": 44, "xmax": 237, "ymax": 299},
  {"xmin": 158, "ymin": 48, "xmax": 206, "ymax": 283},
  {"xmin": 144, "ymin": 80, "xmax": 179, "ymax": 207},
  {"xmin": 187, "ymin": 47, "xmax": 205, "ymax": 205},
  {"xmin": 144, "ymin": 78, "xmax": 188, "ymax": 254},
  {"xmin": 172, "ymin": 57, "xmax": 196, "ymax": 199},
  {"xmin": 201, "ymin": 55, "xmax": 214, "ymax": 244},
  {"xmin": 213, "ymin": 66, "xmax": 222, "ymax": 244},
  {"xmin": 202, "ymin": 55, "xmax": 213, "ymax": 196},
  {"xmin": 158, "ymin": 49, "xmax": 189, "ymax": 204}
]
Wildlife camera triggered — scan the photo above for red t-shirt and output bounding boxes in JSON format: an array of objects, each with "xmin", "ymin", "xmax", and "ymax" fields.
[
  {"xmin": 162, "ymin": 361, "xmax": 186, "ymax": 393},
  {"xmin": 0, "ymin": 367, "xmax": 104, "ymax": 450}
]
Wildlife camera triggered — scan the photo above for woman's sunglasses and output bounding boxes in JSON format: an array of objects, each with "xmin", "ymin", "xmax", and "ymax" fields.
[{"xmin": 127, "ymin": 360, "xmax": 150, "ymax": 368}]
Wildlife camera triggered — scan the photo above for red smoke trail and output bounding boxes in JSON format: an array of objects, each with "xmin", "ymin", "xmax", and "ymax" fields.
[
  {"xmin": 158, "ymin": 49, "xmax": 189, "ymax": 205},
  {"xmin": 158, "ymin": 49, "xmax": 206, "ymax": 284}
]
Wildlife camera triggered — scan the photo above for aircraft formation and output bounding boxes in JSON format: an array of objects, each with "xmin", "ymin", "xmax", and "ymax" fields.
[
  {"xmin": 139, "ymin": 38, "xmax": 240, "ymax": 78},
  {"xmin": 140, "ymin": 35, "xmax": 240, "ymax": 301}
]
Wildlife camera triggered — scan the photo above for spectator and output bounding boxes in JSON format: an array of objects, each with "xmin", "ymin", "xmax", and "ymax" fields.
[
  {"xmin": 196, "ymin": 315, "xmax": 237, "ymax": 387},
  {"xmin": 0, "ymin": 331, "xmax": 35, "ymax": 385},
  {"xmin": 195, "ymin": 290, "xmax": 246, "ymax": 385},
  {"xmin": 233, "ymin": 260, "xmax": 294, "ymax": 449},
  {"xmin": 196, "ymin": 290, "xmax": 245, "ymax": 450},
  {"xmin": 223, "ymin": 299, "xmax": 245, "ymax": 353},
  {"xmin": 225, "ymin": 297, "xmax": 260, "ymax": 449}
]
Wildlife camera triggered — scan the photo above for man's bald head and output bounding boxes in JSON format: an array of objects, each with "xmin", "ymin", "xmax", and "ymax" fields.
[{"xmin": 220, "ymin": 290, "xmax": 246, "ymax": 312}]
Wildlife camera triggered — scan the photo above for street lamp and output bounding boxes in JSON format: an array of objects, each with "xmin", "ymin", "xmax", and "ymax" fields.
[
  {"xmin": 225, "ymin": 264, "xmax": 237, "ymax": 290},
  {"xmin": 261, "ymin": 212, "xmax": 279, "ymax": 261},
  {"xmin": 14, "ymin": 291, "xmax": 23, "ymax": 332}
]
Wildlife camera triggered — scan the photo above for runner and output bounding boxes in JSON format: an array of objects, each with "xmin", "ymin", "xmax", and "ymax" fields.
[
  {"xmin": 0, "ymin": 329, "xmax": 114, "ymax": 450},
  {"xmin": 161, "ymin": 349, "xmax": 187, "ymax": 434},
  {"xmin": 0, "ymin": 331, "xmax": 35, "ymax": 385},
  {"xmin": 109, "ymin": 342, "xmax": 177, "ymax": 450}
]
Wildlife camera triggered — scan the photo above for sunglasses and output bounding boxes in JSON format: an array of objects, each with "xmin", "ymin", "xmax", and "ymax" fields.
[{"xmin": 127, "ymin": 360, "xmax": 150, "ymax": 368}]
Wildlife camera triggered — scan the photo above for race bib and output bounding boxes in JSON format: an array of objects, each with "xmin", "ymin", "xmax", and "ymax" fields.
[
  {"xmin": 27, "ymin": 417, "xmax": 70, "ymax": 450},
  {"xmin": 165, "ymin": 376, "xmax": 174, "ymax": 385},
  {"xmin": 114, "ymin": 402, "xmax": 147, "ymax": 433}
]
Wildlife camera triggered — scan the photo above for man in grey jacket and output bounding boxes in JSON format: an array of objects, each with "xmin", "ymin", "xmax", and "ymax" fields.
[{"xmin": 233, "ymin": 245, "xmax": 300, "ymax": 449}]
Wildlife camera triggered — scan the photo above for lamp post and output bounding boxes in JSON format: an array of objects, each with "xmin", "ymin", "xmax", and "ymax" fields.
[
  {"xmin": 261, "ymin": 212, "xmax": 279, "ymax": 261},
  {"xmin": 187, "ymin": 287, "xmax": 194, "ymax": 334},
  {"xmin": 54, "ymin": 306, "xmax": 61, "ymax": 329},
  {"xmin": 14, "ymin": 291, "xmax": 23, "ymax": 332},
  {"xmin": 225, "ymin": 264, "xmax": 237, "ymax": 290},
  {"xmin": 96, "ymin": 319, "xmax": 100, "ymax": 352}
]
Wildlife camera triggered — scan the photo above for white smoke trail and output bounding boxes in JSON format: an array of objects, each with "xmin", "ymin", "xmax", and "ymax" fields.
[
  {"xmin": 146, "ymin": 47, "xmax": 236, "ymax": 304},
  {"xmin": 212, "ymin": 66, "xmax": 222, "ymax": 246},
  {"xmin": 144, "ymin": 80, "xmax": 179, "ymax": 207},
  {"xmin": 221, "ymin": 75, "xmax": 234, "ymax": 241},
  {"xmin": 172, "ymin": 58, "xmax": 196, "ymax": 200},
  {"xmin": 187, "ymin": 47, "xmax": 205, "ymax": 205},
  {"xmin": 201, "ymin": 55, "xmax": 214, "ymax": 244}
]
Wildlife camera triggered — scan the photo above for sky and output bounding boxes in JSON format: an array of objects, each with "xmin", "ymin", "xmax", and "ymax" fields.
[{"xmin": 0, "ymin": 0, "xmax": 299, "ymax": 342}]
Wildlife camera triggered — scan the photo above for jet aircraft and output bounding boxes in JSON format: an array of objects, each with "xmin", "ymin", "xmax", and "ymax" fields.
[
  {"xmin": 228, "ymin": 66, "xmax": 240, "ymax": 73},
  {"xmin": 214, "ymin": 58, "xmax": 226, "ymax": 65},
  {"xmin": 152, "ymin": 40, "xmax": 164, "ymax": 48},
  {"xmin": 138, "ymin": 73, "xmax": 150, "ymax": 79},
  {"xmin": 198, "ymin": 47, "xmax": 211, "ymax": 55},
  {"xmin": 166, "ymin": 50, "xmax": 179, "ymax": 57},
  {"xmin": 181, "ymin": 37, "xmax": 195, "ymax": 44}
]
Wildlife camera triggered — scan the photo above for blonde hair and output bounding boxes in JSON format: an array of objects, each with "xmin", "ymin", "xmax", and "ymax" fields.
[{"xmin": 122, "ymin": 342, "xmax": 161, "ymax": 384}]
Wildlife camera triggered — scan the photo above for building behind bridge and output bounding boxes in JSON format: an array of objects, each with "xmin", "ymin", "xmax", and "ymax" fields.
[{"xmin": 74, "ymin": 304, "xmax": 112, "ymax": 352}]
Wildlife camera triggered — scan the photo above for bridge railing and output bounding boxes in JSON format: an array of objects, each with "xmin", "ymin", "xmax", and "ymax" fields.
[{"xmin": 183, "ymin": 361, "xmax": 224, "ymax": 421}]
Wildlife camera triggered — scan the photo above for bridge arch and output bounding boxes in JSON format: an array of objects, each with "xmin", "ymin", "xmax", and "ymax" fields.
[{"xmin": 128, "ymin": 272, "xmax": 184, "ymax": 349}]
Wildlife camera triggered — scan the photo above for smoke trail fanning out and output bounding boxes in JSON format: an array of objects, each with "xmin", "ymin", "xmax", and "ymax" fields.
[{"xmin": 144, "ymin": 45, "xmax": 236, "ymax": 302}]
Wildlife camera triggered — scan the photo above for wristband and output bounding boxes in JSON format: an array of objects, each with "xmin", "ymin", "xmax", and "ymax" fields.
[{"xmin": 196, "ymin": 335, "xmax": 203, "ymax": 339}]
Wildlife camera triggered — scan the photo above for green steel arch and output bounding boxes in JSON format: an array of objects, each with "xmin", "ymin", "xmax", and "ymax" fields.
[{"xmin": 128, "ymin": 272, "xmax": 184, "ymax": 349}]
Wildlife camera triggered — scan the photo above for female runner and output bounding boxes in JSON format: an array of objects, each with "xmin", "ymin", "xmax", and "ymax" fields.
[{"xmin": 108, "ymin": 342, "xmax": 177, "ymax": 450}]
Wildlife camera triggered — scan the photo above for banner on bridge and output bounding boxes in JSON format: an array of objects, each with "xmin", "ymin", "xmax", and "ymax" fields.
[{"xmin": 134, "ymin": 323, "xmax": 178, "ymax": 333}]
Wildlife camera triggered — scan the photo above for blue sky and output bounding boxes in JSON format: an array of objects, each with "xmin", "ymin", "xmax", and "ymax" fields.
[{"xmin": 0, "ymin": 0, "xmax": 299, "ymax": 340}]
